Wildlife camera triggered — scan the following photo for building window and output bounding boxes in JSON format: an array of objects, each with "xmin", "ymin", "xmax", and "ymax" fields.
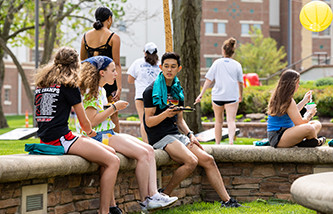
[
  {"xmin": 217, "ymin": 23, "xmax": 226, "ymax": 34},
  {"xmin": 31, "ymin": 49, "xmax": 43, "ymax": 63},
  {"xmin": 205, "ymin": 58, "xmax": 213, "ymax": 68},
  {"xmin": 205, "ymin": 22, "xmax": 214, "ymax": 34},
  {"xmin": 253, "ymin": 24, "xmax": 261, "ymax": 30},
  {"xmin": 204, "ymin": 19, "xmax": 228, "ymax": 36},
  {"xmin": 4, "ymin": 85, "xmax": 11, "ymax": 105},
  {"xmin": 312, "ymin": 26, "xmax": 331, "ymax": 37},
  {"xmin": 120, "ymin": 56, "xmax": 126, "ymax": 67},
  {"xmin": 241, "ymin": 24, "xmax": 250, "ymax": 35},
  {"xmin": 240, "ymin": 21, "xmax": 263, "ymax": 36}
]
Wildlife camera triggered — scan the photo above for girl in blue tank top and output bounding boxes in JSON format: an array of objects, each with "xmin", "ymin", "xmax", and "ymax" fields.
[{"xmin": 267, "ymin": 69, "xmax": 324, "ymax": 148}]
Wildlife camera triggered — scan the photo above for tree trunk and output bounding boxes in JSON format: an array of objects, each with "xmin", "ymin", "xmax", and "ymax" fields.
[
  {"xmin": 172, "ymin": 0, "xmax": 202, "ymax": 133},
  {"xmin": 0, "ymin": 38, "xmax": 34, "ymax": 110},
  {"xmin": 0, "ymin": 51, "xmax": 9, "ymax": 128}
]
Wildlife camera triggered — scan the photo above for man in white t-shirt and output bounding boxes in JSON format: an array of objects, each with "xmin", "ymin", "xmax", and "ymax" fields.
[{"xmin": 127, "ymin": 42, "xmax": 161, "ymax": 142}]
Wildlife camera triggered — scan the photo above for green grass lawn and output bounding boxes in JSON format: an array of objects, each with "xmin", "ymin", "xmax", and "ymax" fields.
[
  {"xmin": 0, "ymin": 115, "xmax": 38, "ymax": 155},
  {"xmin": 151, "ymin": 199, "xmax": 315, "ymax": 214}
]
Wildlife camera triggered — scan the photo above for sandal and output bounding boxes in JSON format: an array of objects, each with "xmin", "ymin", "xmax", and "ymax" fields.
[
  {"xmin": 318, "ymin": 136, "xmax": 326, "ymax": 146},
  {"xmin": 296, "ymin": 137, "xmax": 325, "ymax": 147}
]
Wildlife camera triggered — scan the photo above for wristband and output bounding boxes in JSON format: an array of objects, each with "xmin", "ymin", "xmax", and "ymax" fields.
[
  {"xmin": 87, "ymin": 130, "xmax": 93, "ymax": 135},
  {"xmin": 112, "ymin": 103, "xmax": 117, "ymax": 111},
  {"xmin": 186, "ymin": 131, "xmax": 194, "ymax": 138}
]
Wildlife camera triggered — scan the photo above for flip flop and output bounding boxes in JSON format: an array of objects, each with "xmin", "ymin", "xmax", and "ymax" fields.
[
  {"xmin": 296, "ymin": 137, "xmax": 325, "ymax": 147},
  {"xmin": 318, "ymin": 136, "xmax": 326, "ymax": 146}
]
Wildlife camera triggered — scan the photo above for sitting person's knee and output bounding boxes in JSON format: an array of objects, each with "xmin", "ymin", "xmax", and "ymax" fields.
[
  {"xmin": 201, "ymin": 154, "xmax": 215, "ymax": 166},
  {"xmin": 185, "ymin": 156, "xmax": 198, "ymax": 170}
]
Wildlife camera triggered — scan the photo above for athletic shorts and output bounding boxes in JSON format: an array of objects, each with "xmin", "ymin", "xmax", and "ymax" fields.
[
  {"xmin": 136, "ymin": 98, "xmax": 144, "ymax": 101},
  {"xmin": 153, "ymin": 134, "xmax": 190, "ymax": 150},
  {"xmin": 40, "ymin": 131, "xmax": 78, "ymax": 153},
  {"xmin": 92, "ymin": 129, "xmax": 116, "ymax": 142},
  {"xmin": 267, "ymin": 127, "xmax": 288, "ymax": 148},
  {"xmin": 213, "ymin": 100, "xmax": 237, "ymax": 106}
]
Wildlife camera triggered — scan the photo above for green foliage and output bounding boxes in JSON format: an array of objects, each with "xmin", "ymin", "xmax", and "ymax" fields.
[
  {"xmin": 315, "ymin": 77, "xmax": 333, "ymax": 86},
  {"xmin": 200, "ymin": 88, "xmax": 213, "ymax": 115},
  {"xmin": 260, "ymin": 118, "xmax": 266, "ymax": 122},
  {"xmin": 238, "ymin": 85, "xmax": 272, "ymax": 114},
  {"xmin": 236, "ymin": 114, "xmax": 243, "ymax": 119},
  {"xmin": 126, "ymin": 116, "xmax": 140, "ymax": 121},
  {"xmin": 243, "ymin": 118, "xmax": 252, "ymax": 122},
  {"xmin": 234, "ymin": 28, "xmax": 288, "ymax": 77},
  {"xmin": 330, "ymin": 118, "xmax": 333, "ymax": 123},
  {"xmin": 201, "ymin": 116, "xmax": 210, "ymax": 122},
  {"xmin": 201, "ymin": 85, "xmax": 333, "ymax": 117}
]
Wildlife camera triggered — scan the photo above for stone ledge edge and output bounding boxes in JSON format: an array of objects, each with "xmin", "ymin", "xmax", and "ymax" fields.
[{"xmin": 1, "ymin": 145, "xmax": 333, "ymax": 183}]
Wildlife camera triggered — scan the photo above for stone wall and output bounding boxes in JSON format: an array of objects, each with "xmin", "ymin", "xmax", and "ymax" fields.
[
  {"xmin": 1, "ymin": 146, "xmax": 333, "ymax": 213},
  {"xmin": 120, "ymin": 121, "xmax": 333, "ymax": 139}
]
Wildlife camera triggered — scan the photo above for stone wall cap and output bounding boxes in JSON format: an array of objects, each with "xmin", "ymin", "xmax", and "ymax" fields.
[{"xmin": 1, "ymin": 145, "xmax": 333, "ymax": 183}]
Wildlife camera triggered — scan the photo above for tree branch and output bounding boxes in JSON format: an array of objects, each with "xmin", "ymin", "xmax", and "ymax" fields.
[{"xmin": 6, "ymin": 23, "xmax": 44, "ymax": 40}]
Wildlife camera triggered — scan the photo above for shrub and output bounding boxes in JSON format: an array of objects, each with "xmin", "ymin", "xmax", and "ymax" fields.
[
  {"xmin": 260, "ymin": 118, "xmax": 266, "ymax": 122},
  {"xmin": 199, "ymin": 85, "xmax": 333, "ymax": 117},
  {"xmin": 238, "ymin": 86, "xmax": 272, "ymax": 114},
  {"xmin": 243, "ymin": 118, "xmax": 252, "ymax": 122},
  {"xmin": 330, "ymin": 118, "xmax": 333, "ymax": 123},
  {"xmin": 126, "ymin": 116, "xmax": 140, "ymax": 121},
  {"xmin": 200, "ymin": 88, "xmax": 213, "ymax": 115},
  {"xmin": 315, "ymin": 77, "xmax": 333, "ymax": 86},
  {"xmin": 236, "ymin": 114, "xmax": 244, "ymax": 119},
  {"xmin": 201, "ymin": 116, "xmax": 210, "ymax": 122}
]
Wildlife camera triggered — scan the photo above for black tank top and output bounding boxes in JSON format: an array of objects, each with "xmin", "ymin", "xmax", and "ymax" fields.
[
  {"xmin": 84, "ymin": 32, "xmax": 114, "ymax": 59},
  {"xmin": 84, "ymin": 32, "xmax": 117, "ymax": 97}
]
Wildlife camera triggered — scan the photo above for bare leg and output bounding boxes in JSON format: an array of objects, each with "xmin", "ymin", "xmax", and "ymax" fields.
[
  {"xmin": 278, "ymin": 122, "xmax": 321, "ymax": 148},
  {"xmin": 163, "ymin": 141, "xmax": 198, "ymax": 195},
  {"xmin": 108, "ymin": 134, "xmax": 152, "ymax": 201},
  {"xmin": 213, "ymin": 102, "xmax": 225, "ymax": 145},
  {"xmin": 68, "ymin": 136, "xmax": 120, "ymax": 214},
  {"xmin": 135, "ymin": 100, "xmax": 148, "ymax": 143},
  {"xmin": 225, "ymin": 102, "xmax": 239, "ymax": 145},
  {"xmin": 309, "ymin": 120, "xmax": 322, "ymax": 135},
  {"xmin": 118, "ymin": 133, "xmax": 158, "ymax": 196},
  {"xmin": 188, "ymin": 144, "xmax": 230, "ymax": 202},
  {"xmin": 111, "ymin": 111, "xmax": 120, "ymax": 133}
]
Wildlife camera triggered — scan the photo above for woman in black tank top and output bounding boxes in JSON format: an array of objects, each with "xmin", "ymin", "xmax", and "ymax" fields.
[{"xmin": 80, "ymin": 6, "xmax": 122, "ymax": 133}]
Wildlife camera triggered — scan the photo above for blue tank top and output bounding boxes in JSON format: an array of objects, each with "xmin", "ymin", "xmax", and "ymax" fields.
[{"xmin": 267, "ymin": 114, "xmax": 294, "ymax": 132}]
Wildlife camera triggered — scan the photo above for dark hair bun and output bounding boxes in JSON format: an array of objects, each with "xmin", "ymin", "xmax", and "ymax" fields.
[
  {"xmin": 94, "ymin": 7, "xmax": 113, "ymax": 30},
  {"xmin": 93, "ymin": 20, "xmax": 103, "ymax": 30}
]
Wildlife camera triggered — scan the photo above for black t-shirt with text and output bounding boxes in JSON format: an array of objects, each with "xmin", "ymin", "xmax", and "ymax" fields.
[
  {"xmin": 143, "ymin": 83, "xmax": 184, "ymax": 145},
  {"xmin": 35, "ymin": 84, "xmax": 81, "ymax": 142}
]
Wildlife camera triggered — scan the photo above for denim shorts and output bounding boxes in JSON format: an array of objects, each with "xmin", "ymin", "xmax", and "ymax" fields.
[
  {"xmin": 153, "ymin": 134, "xmax": 190, "ymax": 150},
  {"xmin": 92, "ymin": 129, "xmax": 116, "ymax": 143},
  {"xmin": 268, "ymin": 127, "xmax": 288, "ymax": 148}
]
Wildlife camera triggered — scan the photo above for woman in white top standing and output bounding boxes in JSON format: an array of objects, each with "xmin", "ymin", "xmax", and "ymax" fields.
[
  {"xmin": 127, "ymin": 42, "xmax": 161, "ymax": 142},
  {"xmin": 195, "ymin": 37, "xmax": 243, "ymax": 145}
]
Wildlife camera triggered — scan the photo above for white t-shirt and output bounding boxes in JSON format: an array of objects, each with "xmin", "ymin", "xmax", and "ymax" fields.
[
  {"xmin": 127, "ymin": 58, "xmax": 161, "ymax": 99},
  {"xmin": 205, "ymin": 58, "xmax": 243, "ymax": 101}
]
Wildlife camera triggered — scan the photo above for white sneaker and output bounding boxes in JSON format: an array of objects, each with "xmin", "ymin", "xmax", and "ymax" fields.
[
  {"xmin": 139, "ymin": 198, "xmax": 150, "ymax": 213},
  {"xmin": 149, "ymin": 192, "xmax": 178, "ymax": 209}
]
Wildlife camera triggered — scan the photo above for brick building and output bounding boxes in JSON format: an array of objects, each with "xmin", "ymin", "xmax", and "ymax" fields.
[{"xmin": 201, "ymin": 0, "xmax": 332, "ymax": 71}]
